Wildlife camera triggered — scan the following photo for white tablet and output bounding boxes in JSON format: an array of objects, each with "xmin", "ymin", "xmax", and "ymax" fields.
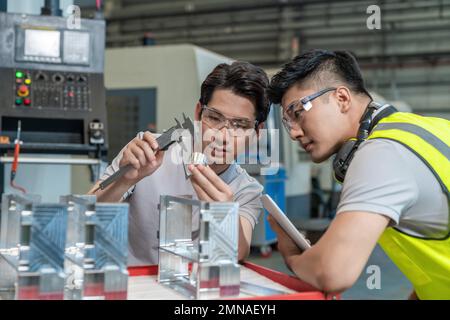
[{"xmin": 262, "ymin": 194, "xmax": 311, "ymax": 251}]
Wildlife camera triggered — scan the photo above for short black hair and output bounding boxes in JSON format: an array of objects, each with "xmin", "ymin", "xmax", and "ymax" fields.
[
  {"xmin": 268, "ymin": 49, "xmax": 372, "ymax": 105},
  {"xmin": 200, "ymin": 61, "xmax": 270, "ymax": 124}
]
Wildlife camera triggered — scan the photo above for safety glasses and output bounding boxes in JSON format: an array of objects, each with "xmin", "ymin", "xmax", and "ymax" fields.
[
  {"xmin": 201, "ymin": 105, "xmax": 257, "ymax": 136},
  {"xmin": 281, "ymin": 87, "xmax": 336, "ymax": 132}
]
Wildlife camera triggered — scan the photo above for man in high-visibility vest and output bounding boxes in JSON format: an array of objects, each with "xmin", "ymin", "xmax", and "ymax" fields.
[{"xmin": 267, "ymin": 49, "xmax": 450, "ymax": 299}]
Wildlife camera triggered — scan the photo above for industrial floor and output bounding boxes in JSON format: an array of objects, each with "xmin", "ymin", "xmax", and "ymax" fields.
[{"xmin": 247, "ymin": 244, "xmax": 413, "ymax": 300}]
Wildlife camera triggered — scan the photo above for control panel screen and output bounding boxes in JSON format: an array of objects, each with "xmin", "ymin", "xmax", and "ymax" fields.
[
  {"xmin": 63, "ymin": 31, "xmax": 90, "ymax": 65},
  {"xmin": 24, "ymin": 29, "xmax": 60, "ymax": 58}
]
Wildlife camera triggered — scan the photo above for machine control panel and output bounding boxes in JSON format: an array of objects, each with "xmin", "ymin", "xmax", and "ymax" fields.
[
  {"xmin": 0, "ymin": 12, "xmax": 107, "ymax": 151},
  {"xmin": 13, "ymin": 69, "xmax": 91, "ymax": 111}
]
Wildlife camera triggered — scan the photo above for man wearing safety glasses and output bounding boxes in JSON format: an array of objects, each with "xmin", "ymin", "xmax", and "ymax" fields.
[
  {"xmin": 268, "ymin": 49, "xmax": 449, "ymax": 299},
  {"xmin": 89, "ymin": 62, "xmax": 270, "ymax": 265},
  {"xmin": 281, "ymin": 87, "xmax": 337, "ymax": 155}
]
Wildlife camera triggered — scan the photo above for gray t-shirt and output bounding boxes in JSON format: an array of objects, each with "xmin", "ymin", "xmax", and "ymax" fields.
[
  {"xmin": 337, "ymin": 137, "xmax": 449, "ymax": 239},
  {"xmin": 100, "ymin": 133, "xmax": 263, "ymax": 266}
]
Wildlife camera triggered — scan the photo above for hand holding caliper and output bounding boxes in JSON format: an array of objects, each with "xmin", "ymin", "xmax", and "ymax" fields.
[{"xmin": 94, "ymin": 113, "xmax": 194, "ymax": 192}]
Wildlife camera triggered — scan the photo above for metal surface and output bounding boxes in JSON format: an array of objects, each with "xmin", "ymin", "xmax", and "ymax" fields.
[
  {"xmin": 0, "ymin": 193, "xmax": 129, "ymax": 300},
  {"xmin": 0, "ymin": 194, "xmax": 68, "ymax": 300},
  {"xmin": 60, "ymin": 195, "xmax": 129, "ymax": 300},
  {"xmin": 158, "ymin": 195, "xmax": 240, "ymax": 299}
]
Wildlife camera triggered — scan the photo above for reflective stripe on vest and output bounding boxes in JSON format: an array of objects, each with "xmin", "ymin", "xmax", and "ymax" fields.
[
  {"xmin": 367, "ymin": 112, "xmax": 450, "ymax": 300},
  {"xmin": 370, "ymin": 112, "xmax": 450, "ymax": 195}
]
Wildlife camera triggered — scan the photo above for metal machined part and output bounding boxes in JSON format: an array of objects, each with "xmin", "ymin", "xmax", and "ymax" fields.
[
  {"xmin": 158, "ymin": 195, "xmax": 240, "ymax": 299},
  {"xmin": 0, "ymin": 194, "xmax": 129, "ymax": 300},
  {"xmin": 183, "ymin": 152, "xmax": 208, "ymax": 179}
]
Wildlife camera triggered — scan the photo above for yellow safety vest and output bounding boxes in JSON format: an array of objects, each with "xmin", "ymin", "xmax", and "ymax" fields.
[{"xmin": 367, "ymin": 112, "xmax": 450, "ymax": 300}]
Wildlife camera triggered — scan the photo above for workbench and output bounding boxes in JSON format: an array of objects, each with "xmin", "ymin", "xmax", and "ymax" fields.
[{"xmin": 127, "ymin": 262, "xmax": 338, "ymax": 300}]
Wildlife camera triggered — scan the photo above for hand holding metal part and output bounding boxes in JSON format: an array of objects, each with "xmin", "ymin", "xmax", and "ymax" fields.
[
  {"xmin": 95, "ymin": 113, "xmax": 195, "ymax": 192},
  {"xmin": 182, "ymin": 151, "xmax": 208, "ymax": 180},
  {"xmin": 188, "ymin": 164, "xmax": 233, "ymax": 202}
]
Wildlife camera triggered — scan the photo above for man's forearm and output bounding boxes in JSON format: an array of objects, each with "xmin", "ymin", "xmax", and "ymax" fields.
[
  {"xmin": 238, "ymin": 235, "xmax": 250, "ymax": 262},
  {"xmin": 286, "ymin": 246, "xmax": 353, "ymax": 293},
  {"xmin": 88, "ymin": 179, "xmax": 134, "ymax": 203},
  {"xmin": 287, "ymin": 249, "xmax": 324, "ymax": 289},
  {"xmin": 238, "ymin": 217, "xmax": 253, "ymax": 262}
]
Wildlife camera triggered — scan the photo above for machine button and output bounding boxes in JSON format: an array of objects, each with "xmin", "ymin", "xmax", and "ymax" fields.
[
  {"xmin": 52, "ymin": 74, "xmax": 64, "ymax": 83},
  {"xmin": 36, "ymin": 73, "xmax": 47, "ymax": 81},
  {"xmin": 24, "ymin": 98, "xmax": 31, "ymax": 106},
  {"xmin": 17, "ymin": 85, "xmax": 29, "ymax": 97},
  {"xmin": 15, "ymin": 71, "xmax": 24, "ymax": 79},
  {"xmin": 24, "ymin": 78, "xmax": 32, "ymax": 85},
  {"xmin": 15, "ymin": 98, "xmax": 22, "ymax": 105}
]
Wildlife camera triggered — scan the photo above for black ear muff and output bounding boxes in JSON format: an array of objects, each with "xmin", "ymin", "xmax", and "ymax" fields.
[
  {"xmin": 332, "ymin": 102, "xmax": 398, "ymax": 183},
  {"xmin": 332, "ymin": 101, "xmax": 385, "ymax": 183},
  {"xmin": 333, "ymin": 139, "xmax": 357, "ymax": 183}
]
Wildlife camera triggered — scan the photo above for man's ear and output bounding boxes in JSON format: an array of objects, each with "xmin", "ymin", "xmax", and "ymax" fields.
[
  {"xmin": 194, "ymin": 102, "xmax": 202, "ymax": 121},
  {"xmin": 335, "ymin": 86, "xmax": 352, "ymax": 113}
]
